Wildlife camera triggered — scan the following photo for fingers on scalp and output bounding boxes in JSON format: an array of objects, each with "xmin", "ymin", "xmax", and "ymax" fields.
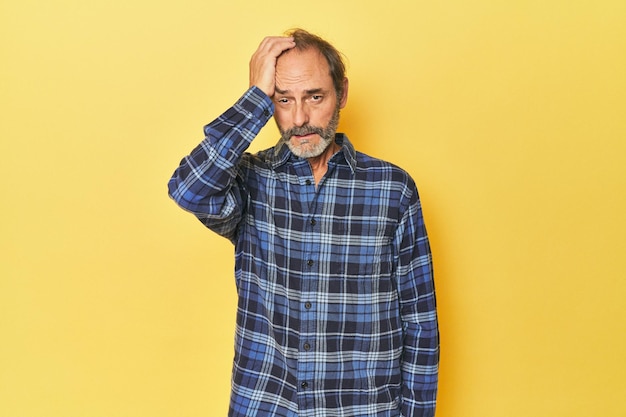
[{"xmin": 260, "ymin": 36, "xmax": 294, "ymax": 52}]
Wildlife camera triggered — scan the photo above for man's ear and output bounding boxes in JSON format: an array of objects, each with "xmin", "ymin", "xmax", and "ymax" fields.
[{"xmin": 339, "ymin": 78, "xmax": 349, "ymax": 109}]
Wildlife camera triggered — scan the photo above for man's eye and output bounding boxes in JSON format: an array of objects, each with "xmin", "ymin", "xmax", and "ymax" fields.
[
  {"xmin": 277, "ymin": 98, "xmax": 289, "ymax": 104},
  {"xmin": 311, "ymin": 95, "xmax": 323, "ymax": 101}
]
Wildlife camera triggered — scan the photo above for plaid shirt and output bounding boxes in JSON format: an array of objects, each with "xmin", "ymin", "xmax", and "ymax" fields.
[{"xmin": 168, "ymin": 87, "xmax": 439, "ymax": 417}]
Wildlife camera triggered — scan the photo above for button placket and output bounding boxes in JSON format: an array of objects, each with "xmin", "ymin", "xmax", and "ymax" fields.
[{"xmin": 297, "ymin": 172, "xmax": 319, "ymax": 405}]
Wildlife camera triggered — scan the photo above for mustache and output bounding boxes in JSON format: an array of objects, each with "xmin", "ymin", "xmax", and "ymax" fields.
[{"xmin": 281, "ymin": 125, "xmax": 325, "ymax": 138}]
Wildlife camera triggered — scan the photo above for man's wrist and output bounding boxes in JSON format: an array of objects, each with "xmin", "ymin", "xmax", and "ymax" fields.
[{"xmin": 237, "ymin": 86, "xmax": 274, "ymax": 122}]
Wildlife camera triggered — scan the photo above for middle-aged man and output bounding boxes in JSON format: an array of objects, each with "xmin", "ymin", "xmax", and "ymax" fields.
[{"xmin": 168, "ymin": 29, "xmax": 439, "ymax": 417}]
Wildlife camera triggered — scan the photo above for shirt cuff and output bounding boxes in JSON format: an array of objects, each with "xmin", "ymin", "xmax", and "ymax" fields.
[{"xmin": 235, "ymin": 86, "xmax": 275, "ymax": 124}]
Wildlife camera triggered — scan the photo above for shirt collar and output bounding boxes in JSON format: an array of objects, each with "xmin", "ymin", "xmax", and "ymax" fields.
[{"xmin": 269, "ymin": 133, "xmax": 357, "ymax": 174}]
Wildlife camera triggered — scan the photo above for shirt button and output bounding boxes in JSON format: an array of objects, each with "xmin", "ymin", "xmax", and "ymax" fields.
[
  {"xmin": 310, "ymin": 218, "xmax": 316, "ymax": 226},
  {"xmin": 303, "ymin": 342, "xmax": 311, "ymax": 351},
  {"xmin": 305, "ymin": 179, "xmax": 312, "ymax": 186},
  {"xmin": 301, "ymin": 381, "xmax": 308, "ymax": 388},
  {"xmin": 307, "ymin": 260, "xmax": 314, "ymax": 267},
  {"xmin": 304, "ymin": 302, "xmax": 312, "ymax": 309}
]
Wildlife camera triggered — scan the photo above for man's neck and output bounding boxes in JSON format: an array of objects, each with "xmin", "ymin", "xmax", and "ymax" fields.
[{"xmin": 307, "ymin": 141, "xmax": 341, "ymax": 187}]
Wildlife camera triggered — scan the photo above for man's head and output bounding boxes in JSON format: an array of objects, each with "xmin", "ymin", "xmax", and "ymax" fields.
[{"xmin": 273, "ymin": 29, "xmax": 349, "ymax": 159}]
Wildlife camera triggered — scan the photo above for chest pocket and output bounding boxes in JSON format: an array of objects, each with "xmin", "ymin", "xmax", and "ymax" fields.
[{"xmin": 329, "ymin": 220, "xmax": 395, "ymax": 279}]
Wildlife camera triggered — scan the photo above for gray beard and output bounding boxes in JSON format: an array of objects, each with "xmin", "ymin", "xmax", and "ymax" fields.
[{"xmin": 278, "ymin": 105, "xmax": 340, "ymax": 159}]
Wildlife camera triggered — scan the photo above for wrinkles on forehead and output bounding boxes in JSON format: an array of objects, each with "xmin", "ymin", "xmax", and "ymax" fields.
[{"xmin": 275, "ymin": 48, "xmax": 332, "ymax": 95}]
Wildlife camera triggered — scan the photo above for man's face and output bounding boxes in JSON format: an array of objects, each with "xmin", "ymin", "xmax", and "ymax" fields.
[{"xmin": 273, "ymin": 48, "xmax": 348, "ymax": 159}]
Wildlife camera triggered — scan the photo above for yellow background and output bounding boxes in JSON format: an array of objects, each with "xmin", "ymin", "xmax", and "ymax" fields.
[{"xmin": 2, "ymin": 0, "xmax": 625, "ymax": 416}]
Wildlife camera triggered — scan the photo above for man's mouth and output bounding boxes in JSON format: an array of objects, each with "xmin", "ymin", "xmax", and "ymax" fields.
[{"xmin": 294, "ymin": 133, "xmax": 315, "ymax": 139}]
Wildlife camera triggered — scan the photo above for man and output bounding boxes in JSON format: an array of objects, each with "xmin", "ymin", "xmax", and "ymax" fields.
[{"xmin": 168, "ymin": 29, "xmax": 439, "ymax": 417}]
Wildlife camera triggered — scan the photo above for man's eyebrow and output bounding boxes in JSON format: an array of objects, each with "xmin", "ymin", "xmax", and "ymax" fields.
[{"xmin": 274, "ymin": 88, "xmax": 326, "ymax": 95}]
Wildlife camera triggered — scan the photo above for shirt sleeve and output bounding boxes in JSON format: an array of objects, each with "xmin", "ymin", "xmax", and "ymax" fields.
[
  {"xmin": 167, "ymin": 86, "xmax": 274, "ymax": 242},
  {"xmin": 395, "ymin": 183, "xmax": 439, "ymax": 417}
]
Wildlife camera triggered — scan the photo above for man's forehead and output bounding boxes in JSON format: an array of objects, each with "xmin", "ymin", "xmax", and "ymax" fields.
[
  {"xmin": 277, "ymin": 47, "xmax": 329, "ymax": 69},
  {"xmin": 275, "ymin": 48, "xmax": 332, "ymax": 90}
]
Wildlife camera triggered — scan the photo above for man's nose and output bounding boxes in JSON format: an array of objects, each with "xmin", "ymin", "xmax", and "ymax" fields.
[{"xmin": 292, "ymin": 102, "xmax": 309, "ymax": 127}]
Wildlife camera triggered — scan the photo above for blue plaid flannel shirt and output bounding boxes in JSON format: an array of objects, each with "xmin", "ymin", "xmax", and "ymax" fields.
[{"xmin": 168, "ymin": 87, "xmax": 439, "ymax": 417}]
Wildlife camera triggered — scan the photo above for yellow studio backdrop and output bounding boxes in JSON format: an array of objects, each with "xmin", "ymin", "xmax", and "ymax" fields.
[{"xmin": 1, "ymin": 0, "xmax": 625, "ymax": 416}]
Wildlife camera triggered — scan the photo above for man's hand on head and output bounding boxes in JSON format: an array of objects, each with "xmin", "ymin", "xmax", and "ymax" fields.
[{"xmin": 249, "ymin": 36, "xmax": 296, "ymax": 98}]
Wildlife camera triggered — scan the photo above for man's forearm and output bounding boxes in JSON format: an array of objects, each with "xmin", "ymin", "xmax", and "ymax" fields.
[{"xmin": 168, "ymin": 87, "xmax": 274, "ymax": 238}]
